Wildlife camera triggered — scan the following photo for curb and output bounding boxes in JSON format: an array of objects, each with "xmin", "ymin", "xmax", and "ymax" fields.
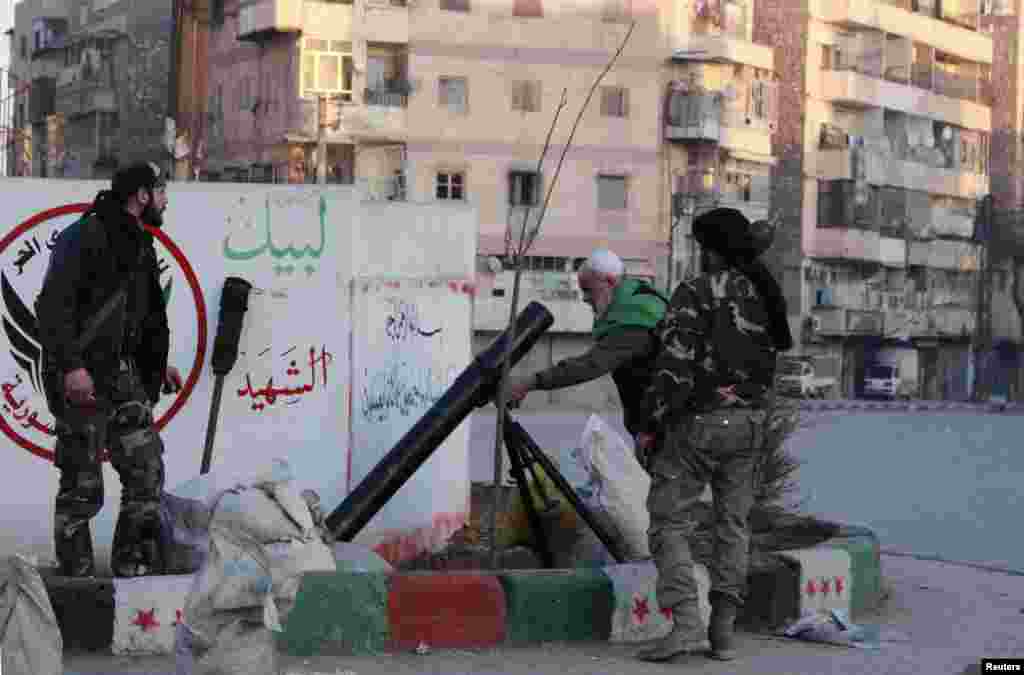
[
  {"xmin": 796, "ymin": 399, "xmax": 1024, "ymax": 415},
  {"xmin": 47, "ymin": 522, "xmax": 884, "ymax": 657}
]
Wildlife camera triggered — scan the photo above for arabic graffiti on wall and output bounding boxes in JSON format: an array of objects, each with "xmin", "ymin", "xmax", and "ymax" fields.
[
  {"xmin": 385, "ymin": 298, "xmax": 442, "ymax": 342},
  {"xmin": 359, "ymin": 360, "xmax": 457, "ymax": 423},
  {"xmin": 222, "ymin": 193, "xmax": 328, "ymax": 277},
  {"xmin": 0, "ymin": 204, "xmax": 208, "ymax": 462},
  {"xmin": 236, "ymin": 345, "xmax": 334, "ymax": 413}
]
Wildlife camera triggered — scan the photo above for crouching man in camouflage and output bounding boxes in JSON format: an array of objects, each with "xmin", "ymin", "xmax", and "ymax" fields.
[{"xmin": 633, "ymin": 208, "xmax": 793, "ymax": 662}]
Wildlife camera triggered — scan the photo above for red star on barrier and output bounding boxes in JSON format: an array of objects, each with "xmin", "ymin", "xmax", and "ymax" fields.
[
  {"xmin": 660, "ymin": 607, "xmax": 673, "ymax": 621},
  {"xmin": 132, "ymin": 608, "xmax": 160, "ymax": 632},
  {"xmin": 632, "ymin": 597, "xmax": 650, "ymax": 624},
  {"xmin": 806, "ymin": 579, "xmax": 817, "ymax": 596},
  {"xmin": 834, "ymin": 576, "xmax": 845, "ymax": 595}
]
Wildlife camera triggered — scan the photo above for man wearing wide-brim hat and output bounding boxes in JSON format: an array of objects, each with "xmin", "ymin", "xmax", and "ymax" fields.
[{"xmin": 633, "ymin": 207, "xmax": 793, "ymax": 662}]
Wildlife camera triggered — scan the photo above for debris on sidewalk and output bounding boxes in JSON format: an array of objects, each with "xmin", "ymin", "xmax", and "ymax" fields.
[
  {"xmin": 0, "ymin": 553, "xmax": 63, "ymax": 675},
  {"xmin": 174, "ymin": 459, "xmax": 337, "ymax": 675},
  {"xmin": 780, "ymin": 608, "xmax": 883, "ymax": 649}
]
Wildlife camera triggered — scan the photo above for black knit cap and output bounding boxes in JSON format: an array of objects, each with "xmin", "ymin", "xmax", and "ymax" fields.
[
  {"xmin": 111, "ymin": 161, "xmax": 166, "ymax": 203},
  {"xmin": 693, "ymin": 207, "xmax": 774, "ymax": 262}
]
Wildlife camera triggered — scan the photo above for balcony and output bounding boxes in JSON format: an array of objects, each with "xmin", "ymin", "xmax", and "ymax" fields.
[
  {"xmin": 809, "ymin": 0, "xmax": 991, "ymax": 64},
  {"xmin": 665, "ymin": 90, "xmax": 773, "ymax": 158},
  {"xmin": 55, "ymin": 84, "xmax": 116, "ymax": 118},
  {"xmin": 358, "ymin": 0, "xmax": 409, "ymax": 44},
  {"xmin": 907, "ymin": 239, "xmax": 979, "ymax": 271},
  {"xmin": 812, "ymin": 305, "xmax": 886, "ymax": 336},
  {"xmin": 807, "ymin": 226, "xmax": 906, "ymax": 266},
  {"xmin": 289, "ymin": 97, "xmax": 408, "ymax": 143},
  {"xmin": 820, "ymin": 69, "xmax": 990, "ymax": 130},
  {"xmin": 816, "ymin": 147, "xmax": 988, "ymax": 199},
  {"xmin": 363, "ymin": 79, "xmax": 411, "ymax": 107},
  {"xmin": 238, "ymin": 0, "xmax": 303, "ymax": 41},
  {"xmin": 671, "ymin": 33, "xmax": 774, "ymax": 71}
]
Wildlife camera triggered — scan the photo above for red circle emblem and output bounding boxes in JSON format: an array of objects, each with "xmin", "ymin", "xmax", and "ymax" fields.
[{"xmin": 0, "ymin": 203, "xmax": 208, "ymax": 462}]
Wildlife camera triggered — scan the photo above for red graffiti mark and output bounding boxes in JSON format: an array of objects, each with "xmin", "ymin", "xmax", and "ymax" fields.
[
  {"xmin": 172, "ymin": 609, "xmax": 184, "ymax": 626},
  {"xmin": 0, "ymin": 203, "xmax": 207, "ymax": 463},
  {"xmin": 806, "ymin": 579, "xmax": 817, "ymax": 596},
  {"xmin": 385, "ymin": 280, "xmax": 401, "ymax": 289},
  {"xmin": 460, "ymin": 282, "xmax": 476, "ymax": 297},
  {"xmin": 659, "ymin": 606, "xmax": 673, "ymax": 621},
  {"xmin": 632, "ymin": 596, "xmax": 650, "ymax": 624},
  {"xmin": 371, "ymin": 511, "xmax": 468, "ymax": 566},
  {"xmin": 834, "ymin": 576, "xmax": 844, "ymax": 596},
  {"xmin": 448, "ymin": 281, "xmax": 460, "ymax": 293},
  {"xmin": 132, "ymin": 608, "xmax": 160, "ymax": 632},
  {"xmin": 820, "ymin": 577, "xmax": 831, "ymax": 596}
]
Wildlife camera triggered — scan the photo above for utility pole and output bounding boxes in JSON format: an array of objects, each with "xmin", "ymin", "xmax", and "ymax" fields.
[
  {"xmin": 974, "ymin": 194, "xmax": 994, "ymax": 401},
  {"xmin": 317, "ymin": 95, "xmax": 328, "ymax": 185}
]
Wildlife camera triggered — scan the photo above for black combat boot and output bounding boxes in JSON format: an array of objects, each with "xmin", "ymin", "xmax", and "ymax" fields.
[{"xmin": 708, "ymin": 591, "xmax": 740, "ymax": 661}]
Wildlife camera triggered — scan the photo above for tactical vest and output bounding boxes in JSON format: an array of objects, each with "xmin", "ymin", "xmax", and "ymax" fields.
[{"xmin": 593, "ymin": 278, "xmax": 669, "ymax": 435}]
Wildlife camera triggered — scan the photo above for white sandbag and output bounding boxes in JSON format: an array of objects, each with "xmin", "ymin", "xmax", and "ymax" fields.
[
  {"xmin": 160, "ymin": 491, "xmax": 212, "ymax": 574},
  {"xmin": 261, "ymin": 480, "xmax": 316, "ymax": 538},
  {"xmin": 0, "ymin": 554, "xmax": 62, "ymax": 675},
  {"xmin": 577, "ymin": 414, "xmax": 651, "ymax": 560},
  {"xmin": 176, "ymin": 619, "xmax": 280, "ymax": 675},
  {"xmin": 171, "ymin": 459, "xmax": 295, "ymax": 511},
  {"xmin": 213, "ymin": 488, "xmax": 305, "ymax": 543}
]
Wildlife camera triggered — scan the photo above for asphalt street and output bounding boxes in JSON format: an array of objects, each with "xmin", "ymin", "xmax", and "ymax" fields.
[{"xmin": 468, "ymin": 407, "xmax": 1024, "ymax": 574}]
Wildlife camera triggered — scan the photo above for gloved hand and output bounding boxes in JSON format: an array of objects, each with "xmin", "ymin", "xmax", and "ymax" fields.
[{"xmin": 634, "ymin": 431, "xmax": 656, "ymax": 471}]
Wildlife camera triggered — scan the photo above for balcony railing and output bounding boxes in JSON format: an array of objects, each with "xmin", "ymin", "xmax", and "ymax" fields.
[
  {"xmin": 363, "ymin": 87, "xmax": 408, "ymax": 107},
  {"xmin": 880, "ymin": 0, "xmax": 980, "ymax": 31},
  {"xmin": 828, "ymin": 59, "xmax": 989, "ymax": 105}
]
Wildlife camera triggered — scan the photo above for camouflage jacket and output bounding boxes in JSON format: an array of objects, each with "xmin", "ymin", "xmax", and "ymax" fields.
[{"xmin": 636, "ymin": 268, "xmax": 780, "ymax": 433}]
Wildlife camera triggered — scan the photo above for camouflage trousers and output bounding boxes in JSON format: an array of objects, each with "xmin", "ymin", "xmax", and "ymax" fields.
[
  {"xmin": 646, "ymin": 408, "xmax": 767, "ymax": 619},
  {"xmin": 53, "ymin": 362, "xmax": 166, "ymax": 578}
]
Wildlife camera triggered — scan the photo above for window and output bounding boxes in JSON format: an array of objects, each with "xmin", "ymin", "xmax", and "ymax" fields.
[
  {"xmin": 509, "ymin": 171, "xmax": 540, "ymax": 206},
  {"xmin": 597, "ymin": 175, "xmax": 627, "ymax": 210},
  {"xmin": 602, "ymin": 0, "xmax": 631, "ymax": 22},
  {"xmin": 19, "ymin": 36, "xmax": 26, "ymax": 59},
  {"xmin": 510, "ymin": 80, "xmax": 541, "ymax": 112},
  {"xmin": 436, "ymin": 171, "xmax": 465, "ymax": 200},
  {"xmin": 302, "ymin": 39, "xmax": 354, "ymax": 101},
  {"xmin": 439, "ymin": 77, "xmax": 468, "ymax": 113},
  {"xmin": 726, "ymin": 172, "xmax": 752, "ymax": 201},
  {"xmin": 441, "ymin": 0, "xmax": 470, "ymax": 11},
  {"xmin": 600, "ymin": 86, "xmax": 628, "ymax": 117},
  {"xmin": 514, "ymin": 0, "xmax": 543, "ymax": 16}
]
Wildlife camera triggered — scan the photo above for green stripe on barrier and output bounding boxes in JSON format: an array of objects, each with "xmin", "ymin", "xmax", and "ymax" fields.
[
  {"xmin": 278, "ymin": 571, "xmax": 390, "ymax": 656},
  {"xmin": 825, "ymin": 535, "xmax": 883, "ymax": 620},
  {"xmin": 498, "ymin": 569, "xmax": 614, "ymax": 644}
]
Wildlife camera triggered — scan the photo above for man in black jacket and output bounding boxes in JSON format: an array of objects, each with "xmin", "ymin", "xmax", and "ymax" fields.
[{"xmin": 36, "ymin": 162, "xmax": 183, "ymax": 578}]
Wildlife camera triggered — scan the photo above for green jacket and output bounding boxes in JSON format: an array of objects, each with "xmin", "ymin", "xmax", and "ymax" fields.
[{"xmin": 534, "ymin": 277, "xmax": 667, "ymax": 435}]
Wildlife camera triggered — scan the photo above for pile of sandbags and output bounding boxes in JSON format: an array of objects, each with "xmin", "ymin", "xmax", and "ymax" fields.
[
  {"xmin": 0, "ymin": 554, "xmax": 62, "ymax": 675},
  {"xmin": 174, "ymin": 460, "xmax": 336, "ymax": 675}
]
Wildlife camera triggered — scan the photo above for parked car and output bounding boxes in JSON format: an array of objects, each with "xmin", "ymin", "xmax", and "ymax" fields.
[{"xmin": 775, "ymin": 356, "xmax": 836, "ymax": 399}]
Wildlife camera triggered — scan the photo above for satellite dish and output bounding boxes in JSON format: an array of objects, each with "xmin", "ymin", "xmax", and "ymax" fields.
[{"xmin": 487, "ymin": 256, "xmax": 503, "ymax": 274}]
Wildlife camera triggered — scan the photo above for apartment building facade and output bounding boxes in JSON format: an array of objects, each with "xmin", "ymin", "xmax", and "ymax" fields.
[
  {"xmin": 201, "ymin": 0, "xmax": 778, "ymax": 410},
  {"xmin": 5, "ymin": 0, "xmax": 174, "ymax": 179},
  {"xmin": 761, "ymin": 0, "xmax": 998, "ymax": 400}
]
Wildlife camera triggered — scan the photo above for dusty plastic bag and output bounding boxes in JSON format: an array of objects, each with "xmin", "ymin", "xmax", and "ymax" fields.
[
  {"xmin": 573, "ymin": 414, "xmax": 651, "ymax": 561},
  {"xmin": 0, "ymin": 554, "xmax": 62, "ymax": 675},
  {"xmin": 782, "ymin": 609, "xmax": 881, "ymax": 649},
  {"xmin": 160, "ymin": 491, "xmax": 212, "ymax": 574}
]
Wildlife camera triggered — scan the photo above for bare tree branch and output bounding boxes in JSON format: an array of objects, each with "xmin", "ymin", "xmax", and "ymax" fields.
[{"xmin": 486, "ymin": 22, "xmax": 637, "ymax": 569}]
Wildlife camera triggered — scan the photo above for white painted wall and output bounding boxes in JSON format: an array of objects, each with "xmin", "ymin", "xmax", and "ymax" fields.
[{"xmin": 0, "ymin": 179, "xmax": 476, "ymax": 570}]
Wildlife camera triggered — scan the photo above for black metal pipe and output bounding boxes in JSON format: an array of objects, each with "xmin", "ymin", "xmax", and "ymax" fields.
[{"xmin": 325, "ymin": 301, "xmax": 554, "ymax": 542}]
